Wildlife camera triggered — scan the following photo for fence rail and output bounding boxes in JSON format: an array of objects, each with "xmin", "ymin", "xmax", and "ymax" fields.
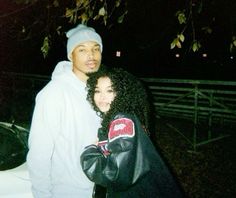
[{"xmin": 1, "ymin": 71, "xmax": 236, "ymax": 150}]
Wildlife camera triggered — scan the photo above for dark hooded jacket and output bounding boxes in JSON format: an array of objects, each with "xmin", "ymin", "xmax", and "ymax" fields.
[{"xmin": 80, "ymin": 113, "xmax": 185, "ymax": 198}]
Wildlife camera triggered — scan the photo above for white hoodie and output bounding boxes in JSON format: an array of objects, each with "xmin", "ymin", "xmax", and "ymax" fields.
[{"xmin": 27, "ymin": 61, "xmax": 101, "ymax": 198}]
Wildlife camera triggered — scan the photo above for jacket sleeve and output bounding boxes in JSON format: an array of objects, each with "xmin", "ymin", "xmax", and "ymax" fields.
[
  {"xmin": 80, "ymin": 117, "xmax": 150, "ymax": 191},
  {"xmin": 80, "ymin": 144, "xmax": 118, "ymax": 186}
]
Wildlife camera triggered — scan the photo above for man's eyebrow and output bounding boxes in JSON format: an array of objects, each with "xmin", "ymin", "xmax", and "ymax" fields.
[
  {"xmin": 77, "ymin": 43, "xmax": 100, "ymax": 48},
  {"xmin": 77, "ymin": 44, "xmax": 86, "ymax": 48}
]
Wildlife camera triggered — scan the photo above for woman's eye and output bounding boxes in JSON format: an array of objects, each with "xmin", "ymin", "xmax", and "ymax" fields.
[{"xmin": 107, "ymin": 89, "xmax": 114, "ymax": 93}]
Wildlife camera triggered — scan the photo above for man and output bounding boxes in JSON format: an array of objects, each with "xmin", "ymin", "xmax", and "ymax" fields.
[{"xmin": 27, "ymin": 24, "xmax": 103, "ymax": 198}]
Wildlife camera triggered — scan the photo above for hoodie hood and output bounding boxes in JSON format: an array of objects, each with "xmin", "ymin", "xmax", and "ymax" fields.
[
  {"xmin": 51, "ymin": 61, "xmax": 86, "ymax": 91},
  {"xmin": 51, "ymin": 61, "xmax": 73, "ymax": 80}
]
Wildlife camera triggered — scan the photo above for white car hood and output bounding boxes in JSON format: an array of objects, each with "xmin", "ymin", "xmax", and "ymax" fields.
[{"xmin": 0, "ymin": 163, "xmax": 33, "ymax": 198}]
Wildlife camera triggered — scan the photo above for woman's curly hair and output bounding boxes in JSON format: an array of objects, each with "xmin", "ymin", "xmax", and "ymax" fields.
[{"xmin": 86, "ymin": 66, "xmax": 151, "ymax": 135}]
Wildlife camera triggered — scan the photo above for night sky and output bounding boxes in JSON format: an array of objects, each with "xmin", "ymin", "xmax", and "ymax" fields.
[{"xmin": 1, "ymin": 0, "xmax": 236, "ymax": 80}]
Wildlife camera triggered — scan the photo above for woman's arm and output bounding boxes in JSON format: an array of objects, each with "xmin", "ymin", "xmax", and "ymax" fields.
[{"xmin": 81, "ymin": 116, "xmax": 150, "ymax": 190}]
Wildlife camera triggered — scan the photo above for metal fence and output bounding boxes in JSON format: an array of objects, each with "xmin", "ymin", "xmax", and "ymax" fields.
[
  {"xmin": 1, "ymin": 71, "xmax": 236, "ymax": 150},
  {"xmin": 0, "ymin": 72, "xmax": 49, "ymax": 124},
  {"xmin": 141, "ymin": 78, "xmax": 236, "ymax": 151}
]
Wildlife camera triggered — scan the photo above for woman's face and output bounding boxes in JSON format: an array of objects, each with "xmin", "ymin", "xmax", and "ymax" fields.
[{"xmin": 94, "ymin": 76, "xmax": 116, "ymax": 113}]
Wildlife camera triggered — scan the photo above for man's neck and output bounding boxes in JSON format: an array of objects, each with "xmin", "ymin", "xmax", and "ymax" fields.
[{"xmin": 72, "ymin": 68, "xmax": 88, "ymax": 83}]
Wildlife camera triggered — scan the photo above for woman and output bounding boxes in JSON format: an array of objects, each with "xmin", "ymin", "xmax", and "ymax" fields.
[{"xmin": 80, "ymin": 67, "xmax": 185, "ymax": 198}]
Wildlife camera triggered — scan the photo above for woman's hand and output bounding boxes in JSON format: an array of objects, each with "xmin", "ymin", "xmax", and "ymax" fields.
[{"xmin": 94, "ymin": 138, "xmax": 99, "ymax": 146}]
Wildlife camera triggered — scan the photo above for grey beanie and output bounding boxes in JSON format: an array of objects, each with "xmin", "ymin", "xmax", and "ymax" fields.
[{"xmin": 66, "ymin": 24, "xmax": 103, "ymax": 61}]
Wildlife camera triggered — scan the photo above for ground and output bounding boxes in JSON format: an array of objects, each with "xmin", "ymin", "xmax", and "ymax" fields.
[{"xmin": 154, "ymin": 116, "xmax": 236, "ymax": 198}]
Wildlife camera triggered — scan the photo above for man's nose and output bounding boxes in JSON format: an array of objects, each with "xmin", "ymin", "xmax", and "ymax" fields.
[{"xmin": 88, "ymin": 50, "xmax": 94, "ymax": 59}]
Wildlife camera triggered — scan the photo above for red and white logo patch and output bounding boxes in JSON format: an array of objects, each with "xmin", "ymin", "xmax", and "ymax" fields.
[
  {"xmin": 108, "ymin": 118, "xmax": 135, "ymax": 142},
  {"xmin": 98, "ymin": 140, "xmax": 110, "ymax": 156}
]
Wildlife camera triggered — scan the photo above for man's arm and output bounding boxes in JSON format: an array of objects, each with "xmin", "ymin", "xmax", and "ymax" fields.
[{"xmin": 27, "ymin": 88, "xmax": 62, "ymax": 198}]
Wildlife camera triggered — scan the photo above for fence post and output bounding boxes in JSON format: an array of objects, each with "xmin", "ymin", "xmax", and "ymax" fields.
[
  {"xmin": 193, "ymin": 84, "xmax": 199, "ymax": 151},
  {"xmin": 208, "ymin": 92, "xmax": 213, "ymax": 139}
]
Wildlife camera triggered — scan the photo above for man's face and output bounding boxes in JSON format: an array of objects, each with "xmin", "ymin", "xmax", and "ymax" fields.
[{"xmin": 72, "ymin": 41, "xmax": 102, "ymax": 82}]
